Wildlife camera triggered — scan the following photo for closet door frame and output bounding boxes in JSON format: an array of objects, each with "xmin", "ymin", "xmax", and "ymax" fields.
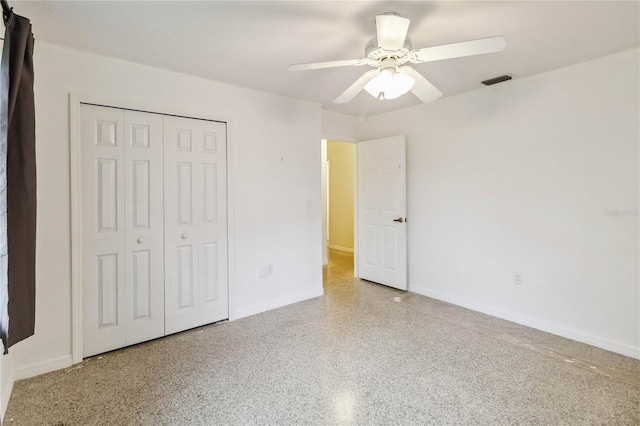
[{"xmin": 70, "ymin": 93, "xmax": 237, "ymax": 364}]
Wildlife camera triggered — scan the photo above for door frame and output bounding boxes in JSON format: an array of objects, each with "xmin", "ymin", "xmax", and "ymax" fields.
[
  {"xmin": 70, "ymin": 93, "xmax": 237, "ymax": 364},
  {"xmin": 321, "ymin": 133, "xmax": 359, "ymax": 278}
]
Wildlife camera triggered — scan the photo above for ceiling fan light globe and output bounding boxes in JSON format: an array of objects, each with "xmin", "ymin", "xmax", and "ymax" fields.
[
  {"xmin": 364, "ymin": 69, "xmax": 392, "ymax": 98},
  {"xmin": 363, "ymin": 78, "xmax": 381, "ymax": 98},
  {"xmin": 364, "ymin": 69, "xmax": 415, "ymax": 100},
  {"xmin": 378, "ymin": 69, "xmax": 394, "ymax": 85},
  {"xmin": 394, "ymin": 72, "xmax": 415, "ymax": 94},
  {"xmin": 363, "ymin": 85, "xmax": 381, "ymax": 99},
  {"xmin": 381, "ymin": 90, "xmax": 402, "ymax": 100}
]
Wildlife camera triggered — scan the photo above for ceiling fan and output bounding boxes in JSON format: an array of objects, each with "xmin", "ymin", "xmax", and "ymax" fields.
[{"xmin": 288, "ymin": 13, "xmax": 506, "ymax": 104}]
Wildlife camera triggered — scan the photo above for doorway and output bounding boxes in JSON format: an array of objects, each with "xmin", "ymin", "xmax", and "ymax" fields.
[{"xmin": 321, "ymin": 139, "xmax": 356, "ymax": 287}]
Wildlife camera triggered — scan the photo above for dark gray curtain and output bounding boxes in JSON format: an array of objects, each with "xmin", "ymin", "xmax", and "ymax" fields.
[{"xmin": 0, "ymin": 10, "xmax": 36, "ymax": 353}]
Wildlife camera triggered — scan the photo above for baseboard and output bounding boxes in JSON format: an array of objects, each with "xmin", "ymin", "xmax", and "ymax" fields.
[
  {"xmin": 409, "ymin": 284, "xmax": 640, "ymax": 360},
  {"xmin": 328, "ymin": 245, "xmax": 354, "ymax": 253},
  {"xmin": 1, "ymin": 370, "xmax": 13, "ymax": 420},
  {"xmin": 235, "ymin": 288, "xmax": 324, "ymax": 320},
  {"xmin": 13, "ymin": 354, "xmax": 73, "ymax": 381}
]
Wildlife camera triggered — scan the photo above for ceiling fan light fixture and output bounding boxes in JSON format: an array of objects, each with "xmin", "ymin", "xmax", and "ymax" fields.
[
  {"xmin": 289, "ymin": 11, "xmax": 507, "ymax": 105},
  {"xmin": 364, "ymin": 69, "xmax": 393, "ymax": 97},
  {"xmin": 364, "ymin": 68, "xmax": 415, "ymax": 100}
]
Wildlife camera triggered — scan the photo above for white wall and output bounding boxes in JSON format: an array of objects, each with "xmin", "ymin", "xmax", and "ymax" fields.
[
  {"xmin": 321, "ymin": 110, "xmax": 359, "ymax": 142},
  {"xmin": 8, "ymin": 41, "xmax": 323, "ymax": 383},
  {"xmin": 358, "ymin": 48, "xmax": 640, "ymax": 358},
  {"xmin": 0, "ymin": 352, "xmax": 12, "ymax": 420}
]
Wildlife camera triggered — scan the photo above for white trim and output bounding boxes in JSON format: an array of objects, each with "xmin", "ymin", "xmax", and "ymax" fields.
[
  {"xmin": 70, "ymin": 93, "xmax": 235, "ymax": 125},
  {"xmin": 409, "ymin": 284, "xmax": 640, "ymax": 360},
  {"xmin": 235, "ymin": 288, "xmax": 324, "ymax": 320},
  {"xmin": 69, "ymin": 94, "xmax": 83, "ymax": 364},
  {"xmin": 13, "ymin": 355, "xmax": 73, "ymax": 380},
  {"xmin": 322, "ymin": 258, "xmax": 328, "ymax": 266},
  {"xmin": 321, "ymin": 133, "xmax": 358, "ymax": 144},
  {"xmin": 328, "ymin": 245, "xmax": 354, "ymax": 253},
  {"xmin": 69, "ymin": 93, "xmax": 237, "ymax": 363},
  {"xmin": 352, "ymin": 146, "xmax": 359, "ymax": 277},
  {"xmin": 226, "ymin": 120, "xmax": 238, "ymax": 321},
  {"xmin": 1, "ymin": 369, "xmax": 13, "ymax": 420},
  {"xmin": 326, "ymin": 157, "xmax": 330, "ymax": 250}
]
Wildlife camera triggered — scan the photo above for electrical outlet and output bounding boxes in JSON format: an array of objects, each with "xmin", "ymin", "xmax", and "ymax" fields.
[
  {"xmin": 259, "ymin": 264, "xmax": 273, "ymax": 278},
  {"xmin": 514, "ymin": 273, "xmax": 522, "ymax": 285}
]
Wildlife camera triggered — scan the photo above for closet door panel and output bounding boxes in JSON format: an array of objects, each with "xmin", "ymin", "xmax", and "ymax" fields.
[
  {"xmin": 164, "ymin": 116, "xmax": 198, "ymax": 334},
  {"xmin": 123, "ymin": 110, "xmax": 165, "ymax": 345},
  {"xmin": 81, "ymin": 105, "xmax": 126, "ymax": 357},
  {"xmin": 197, "ymin": 119, "xmax": 228, "ymax": 325},
  {"xmin": 164, "ymin": 116, "xmax": 228, "ymax": 334}
]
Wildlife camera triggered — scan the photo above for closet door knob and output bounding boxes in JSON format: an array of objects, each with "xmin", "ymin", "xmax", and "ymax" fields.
[
  {"xmin": 137, "ymin": 237, "xmax": 144, "ymax": 244},
  {"xmin": 181, "ymin": 233, "xmax": 188, "ymax": 240}
]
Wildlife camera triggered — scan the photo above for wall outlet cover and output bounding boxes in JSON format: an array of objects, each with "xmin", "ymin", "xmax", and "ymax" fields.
[
  {"xmin": 259, "ymin": 264, "xmax": 273, "ymax": 278},
  {"xmin": 514, "ymin": 273, "xmax": 523, "ymax": 285}
]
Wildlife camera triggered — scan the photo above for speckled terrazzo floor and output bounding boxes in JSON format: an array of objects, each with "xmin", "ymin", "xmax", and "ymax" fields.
[{"xmin": 4, "ymin": 249, "xmax": 639, "ymax": 425}]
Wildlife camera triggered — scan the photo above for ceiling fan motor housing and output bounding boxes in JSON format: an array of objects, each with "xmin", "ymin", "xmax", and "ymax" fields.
[
  {"xmin": 365, "ymin": 36, "xmax": 413, "ymax": 60},
  {"xmin": 379, "ymin": 58, "xmax": 398, "ymax": 72}
]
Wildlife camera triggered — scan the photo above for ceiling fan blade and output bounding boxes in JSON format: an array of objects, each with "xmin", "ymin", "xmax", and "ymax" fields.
[
  {"xmin": 409, "ymin": 36, "xmax": 506, "ymax": 63},
  {"xmin": 334, "ymin": 69, "xmax": 378, "ymax": 104},
  {"xmin": 288, "ymin": 58, "xmax": 374, "ymax": 71},
  {"xmin": 376, "ymin": 14, "xmax": 410, "ymax": 51},
  {"xmin": 400, "ymin": 67, "xmax": 443, "ymax": 103}
]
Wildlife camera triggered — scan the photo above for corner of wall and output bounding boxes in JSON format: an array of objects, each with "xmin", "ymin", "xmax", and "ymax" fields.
[
  {"xmin": 1, "ymin": 352, "xmax": 14, "ymax": 421},
  {"xmin": 321, "ymin": 109, "xmax": 359, "ymax": 143},
  {"xmin": 235, "ymin": 288, "xmax": 324, "ymax": 320},
  {"xmin": 409, "ymin": 284, "xmax": 640, "ymax": 360},
  {"xmin": 13, "ymin": 355, "xmax": 73, "ymax": 381}
]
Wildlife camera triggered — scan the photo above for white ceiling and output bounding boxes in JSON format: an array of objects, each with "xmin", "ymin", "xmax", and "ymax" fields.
[{"xmin": 12, "ymin": 1, "xmax": 640, "ymax": 118}]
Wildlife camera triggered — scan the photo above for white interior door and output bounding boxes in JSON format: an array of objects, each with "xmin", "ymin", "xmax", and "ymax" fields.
[
  {"xmin": 164, "ymin": 116, "xmax": 228, "ymax": 334},
  {"xmin": 81, "ymin": 105, "xmax": 165, "ymax": 357},
  {"xmin": 357, "ymin": 135, "xmax": 407, "ymax": 290},
  {"xmin": 81, "ymin": 105, "xmax": 126, "ymax": 356},
  {"xmin": 123, "ymin": 110, "xmax": 165, "ymax": 346}
]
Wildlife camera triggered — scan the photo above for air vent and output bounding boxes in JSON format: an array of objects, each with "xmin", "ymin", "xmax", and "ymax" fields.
[{"xmin": 481, "ymin": 74, "xmax": 512, "ymax": 86}]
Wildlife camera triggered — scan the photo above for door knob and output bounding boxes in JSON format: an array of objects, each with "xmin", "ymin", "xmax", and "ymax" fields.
[
  {"xmin": 393, "ymin": 218, "xmax": 404, "ymax": 223},
  {"xmin": 181, "ymin": 233, "xmax": 189, "ymax": 240},
  {"xmin": 137, "ymin": 237, "xmax": 144, "ymax": 244}
]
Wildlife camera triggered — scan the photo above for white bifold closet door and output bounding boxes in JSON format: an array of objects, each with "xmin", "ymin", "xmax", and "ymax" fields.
[
  {"xmin": 163, "ymin": 116, "xmax": 228, "ymax": 335},
  {"xmin": 81, "ymin": 105, "xmax": 228, "ymax": 357},
  {"xmin": 81, "ymin": 105, "xmax": 165, "ymax": 357}
]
